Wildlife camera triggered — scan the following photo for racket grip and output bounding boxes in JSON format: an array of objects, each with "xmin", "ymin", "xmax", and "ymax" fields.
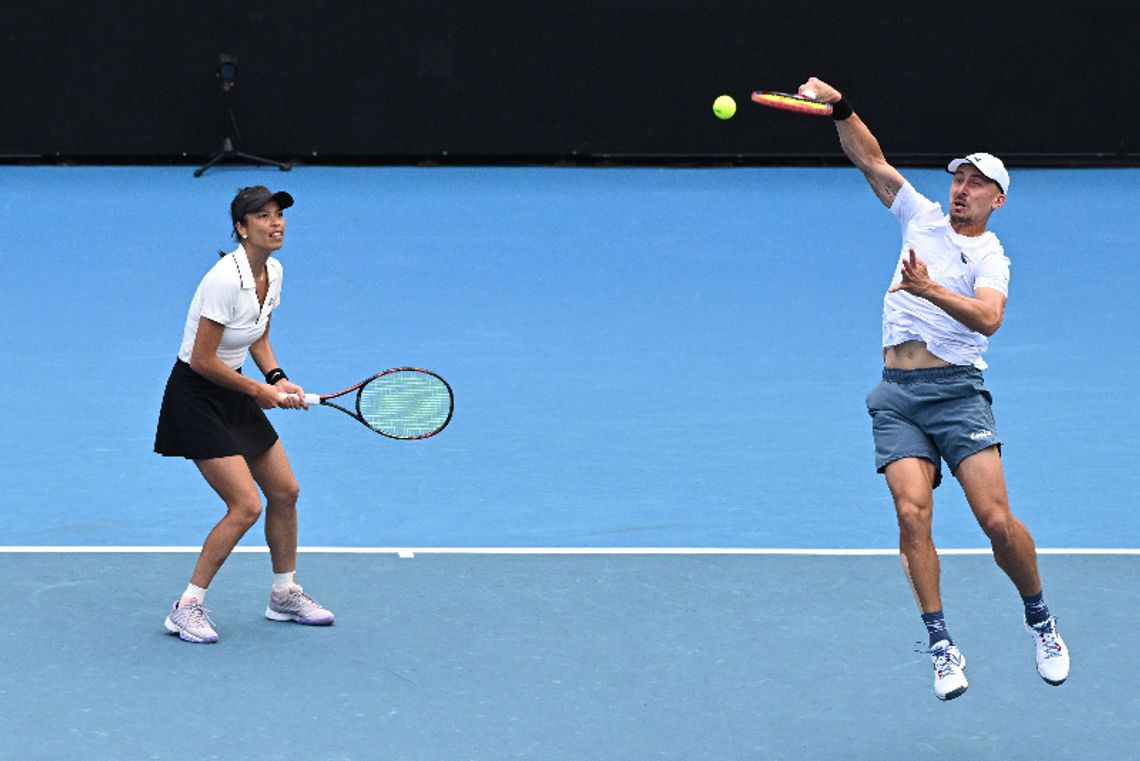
[{"xmin": 279, "ymin": 392, "xmax": 322, "ymax": 405}]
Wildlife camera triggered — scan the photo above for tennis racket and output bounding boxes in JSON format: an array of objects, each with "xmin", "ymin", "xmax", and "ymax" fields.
[
  {"xmin": 751, "ymin": 89, "xmax": 833, "ymax": 116},
  {"xmin": 282, "ymin": 368, "xmax": 454, "ymax": 440}
]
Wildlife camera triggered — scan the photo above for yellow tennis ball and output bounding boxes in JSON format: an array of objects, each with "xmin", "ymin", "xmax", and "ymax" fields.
[{"xmin": 713, "ymin": 94, "xmax": 736, "ymax": 120}]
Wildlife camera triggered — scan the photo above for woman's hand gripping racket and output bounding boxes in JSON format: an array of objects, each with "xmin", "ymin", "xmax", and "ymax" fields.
[
  {"xmin": 283, "ymin": 368, "xmax": 454, "ymax": 440},
  {"xmin": 751, "ymin": 88, "xmax": 833, "ymax": 116}
]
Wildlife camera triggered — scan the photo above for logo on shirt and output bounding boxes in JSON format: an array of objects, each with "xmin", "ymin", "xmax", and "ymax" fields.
[
  {"xmin": 969, "ymin": 429, "xmax": 994, "ymax": 441},
  {"xmin": 960, "ymin": 252, "xmax": 971, "ymax": 264}
]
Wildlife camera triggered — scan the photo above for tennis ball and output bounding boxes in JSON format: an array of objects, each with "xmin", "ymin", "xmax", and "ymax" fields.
[{"xmin": 713, "ymin": 94, "xmax": 736, "ymax": 120}]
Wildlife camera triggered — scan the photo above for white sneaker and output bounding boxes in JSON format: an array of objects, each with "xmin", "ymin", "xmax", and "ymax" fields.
[
  {"xmin": 1026, "ymin": 617, "xmax": 1069, "ymax": 686},
  {"xmin": 929, "ymin": 640, "xmax": 968, "ymax": 701},
  {"xmin": 266, "ymin": 584, "xmax": 335, "ymax": 625},
  {"xmin": 164, "ymin": 599, "xmax": 218, "ymax": 643}
]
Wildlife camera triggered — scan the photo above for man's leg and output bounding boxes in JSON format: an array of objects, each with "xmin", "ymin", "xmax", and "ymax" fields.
[
  {"xmin": 885, "ymin": 457, "xmax": 941, "ymax": 612},
  {"xmin": 955, "ymin": 446, "xmax": 1069, "ymax": 685},
  {"xmin": 886, "ymin": 456, "xmax": 968, "ymax": 700},
  {"xmin": 953, "ymin": 447, "xmax": 1039, "ymax": 594}
]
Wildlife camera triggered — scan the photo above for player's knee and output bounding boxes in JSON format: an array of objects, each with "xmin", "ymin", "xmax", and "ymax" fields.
[
  {"xmin": 227, "ymin": 498, "xmax": 263, "ymax": 527},
  {"xmin": 270, "ymin": 480, "xmax": 300, "ymax": 507},
  {"xmin": 977, "ymin": 509, "xmax": 1013, "ymax": 545},
  {"xmin": 894, "ymin": 499, "xmax": 933, "ymax": 537}
]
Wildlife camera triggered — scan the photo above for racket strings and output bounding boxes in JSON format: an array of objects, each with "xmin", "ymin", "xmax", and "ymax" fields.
[
  {"xmin": 358, "ymin": 371, "xmax": 452, "ymax": 439},
  {"xmin": 751, "ymin": 91, "xmax": 833, "ymax": 116}
]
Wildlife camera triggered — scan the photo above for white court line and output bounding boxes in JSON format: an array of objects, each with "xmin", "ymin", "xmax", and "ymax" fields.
[{"xmin": 0, "ymin": 546, "xmax": 1138, "ymax": 555}]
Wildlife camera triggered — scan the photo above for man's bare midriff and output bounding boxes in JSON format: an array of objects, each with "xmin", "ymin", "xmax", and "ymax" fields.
[{"xmin": 883, "ymin": 340, "xmax": 952, "ymax": 369}]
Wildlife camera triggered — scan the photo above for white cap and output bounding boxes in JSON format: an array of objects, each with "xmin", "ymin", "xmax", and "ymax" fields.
[{"xmin": 946, "ymin": 152, "xmax": 1009, "ymax": 195}]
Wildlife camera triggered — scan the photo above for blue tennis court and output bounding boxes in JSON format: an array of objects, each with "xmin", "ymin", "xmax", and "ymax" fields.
[{"xmin": 2, "ymin": 165, "xmax": 1138, "ymax": 759}]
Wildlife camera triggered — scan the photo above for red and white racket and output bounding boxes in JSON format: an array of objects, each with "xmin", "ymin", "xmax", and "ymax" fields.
[{"xmin": 751, "ymin": 89, "xmax": 833, "ymax": 116}]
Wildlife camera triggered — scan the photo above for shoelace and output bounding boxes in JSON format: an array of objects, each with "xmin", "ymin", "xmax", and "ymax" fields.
[
  {"xmin": 280, "ymin": 589, "xmax": 322, "ymax": 611},
  {"xmin": 1031, "ymin": 620, "xmax": 1064, "ymax": 659},
  {"xmin": 917, "ymin": 643, "xmax": 964, "ymax": 677},
  {"xmin": 182, "ymin": 602, "xmax": 215, "ymax": 629}
]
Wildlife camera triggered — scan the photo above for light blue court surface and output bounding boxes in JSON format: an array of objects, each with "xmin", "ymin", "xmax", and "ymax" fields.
[
  {"xmin": 1, "ymin": 166, "xmax": 1139, "ymax": 759},
  {"xmin": 2, "ymin": 165, "xmax": 1138, "ymax": 548}
]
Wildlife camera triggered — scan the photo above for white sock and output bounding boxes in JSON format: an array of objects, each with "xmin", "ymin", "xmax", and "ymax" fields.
[
  {"xmin": 181, "ymin": 583, "xmax": 208, "ymax": 604},
  {"xmin": 273, "ymin": 572, "xmax": 296, "ymax": 593}
]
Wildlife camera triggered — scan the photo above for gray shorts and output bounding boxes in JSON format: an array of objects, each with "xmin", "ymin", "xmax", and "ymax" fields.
[{"xmin": 865, "ymin": 365, "xmax": 1001, "ymax": 489}]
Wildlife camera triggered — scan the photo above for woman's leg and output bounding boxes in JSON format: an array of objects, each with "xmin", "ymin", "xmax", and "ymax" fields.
[
  {"xmin": 246, "ymin": 440, "xmax": 300, "ymax": 577},
  {"xmin": 189, "ymin": 455, "xmax": 265, "ymax": 588}
]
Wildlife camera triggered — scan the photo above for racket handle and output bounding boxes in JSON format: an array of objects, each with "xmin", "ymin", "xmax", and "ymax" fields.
[{"xmin": 279, "ymin": 392, "xmax": 322, "ymax": 405}]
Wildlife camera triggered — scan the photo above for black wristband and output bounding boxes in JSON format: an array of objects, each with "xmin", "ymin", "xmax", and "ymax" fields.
[
  {"xmin": 831, "ymin": 96, "xmax": 854, "ymax": 121},
  {"xmin": 265, "ymin": 368, "xmax": 288, "ymax": 385}
]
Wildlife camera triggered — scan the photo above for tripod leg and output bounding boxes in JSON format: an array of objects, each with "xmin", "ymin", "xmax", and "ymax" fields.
[
  {"xmin": 194, "ymin": 150, "xmax": 231, "ymax": 177},
  {"xmin": 194, "ymin": 137, "xmax": 238, "ymax": 177}
]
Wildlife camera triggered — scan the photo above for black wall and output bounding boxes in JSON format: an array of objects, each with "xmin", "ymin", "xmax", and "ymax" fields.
[{"xmin": 2, "ymin": 1, "xmax": 1136, "ymax": 164}]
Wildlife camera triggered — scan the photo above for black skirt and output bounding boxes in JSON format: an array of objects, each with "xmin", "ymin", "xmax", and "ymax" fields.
[{"xmin": 154, "ymin": 360, "xmax": 279, "ymax": 460}]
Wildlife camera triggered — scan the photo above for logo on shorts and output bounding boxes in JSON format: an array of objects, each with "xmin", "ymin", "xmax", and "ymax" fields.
[{"xmin": 969, "ymin": 429, "xmax": 994, "ymax": 441}]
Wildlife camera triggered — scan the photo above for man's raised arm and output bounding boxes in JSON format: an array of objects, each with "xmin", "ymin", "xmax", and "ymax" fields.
[{"xmin": 800, "ymin": 77, "xmax": 907, "ymax": 209}]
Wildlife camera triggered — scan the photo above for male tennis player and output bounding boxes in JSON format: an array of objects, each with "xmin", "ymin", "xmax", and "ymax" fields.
[
  {"xmin": 154, "ymin": 186, "xmax": 334, "ymax": 643},
  {"xmin": 798, "ymin": 77, "xmax": 1069, "ymax": 700}
]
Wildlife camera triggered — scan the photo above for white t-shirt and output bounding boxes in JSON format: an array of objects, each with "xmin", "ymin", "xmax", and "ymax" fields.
[
  {"xmin": 177, "ymin": 246, "xmax": 284, "ymax": 370},
  {"xmin": 883, "ymin": 182, "xmax": 1010, "ymax": 369}
]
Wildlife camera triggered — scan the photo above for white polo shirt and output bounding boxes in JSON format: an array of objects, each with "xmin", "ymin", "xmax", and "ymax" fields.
[
  {"xmin": 883, "ymin": 182, "xmax": 1010, "ymax": 369},
  {"xmin": 177, "ymin": 245, "xmax": 284, "ymax": 370}
]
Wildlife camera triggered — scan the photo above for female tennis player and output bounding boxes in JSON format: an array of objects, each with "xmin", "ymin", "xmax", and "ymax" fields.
[{"xmin": 154, "ymin": 185, "xmax": 334, "ymax": 643}]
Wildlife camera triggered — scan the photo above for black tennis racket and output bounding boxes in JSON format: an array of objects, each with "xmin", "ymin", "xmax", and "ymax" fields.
[{"xmin": 283, "ymin": 368, "xmax": 454, "ymax": 440}]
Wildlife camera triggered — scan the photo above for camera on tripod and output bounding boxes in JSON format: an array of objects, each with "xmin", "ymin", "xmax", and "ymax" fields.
[
  {"xmin": 195, "ymin": 53, "xmax": 291, "ymax": 177},
  {"xmin": 216, "ymin": 54, "xmax": 238, "ymax": 93}
]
